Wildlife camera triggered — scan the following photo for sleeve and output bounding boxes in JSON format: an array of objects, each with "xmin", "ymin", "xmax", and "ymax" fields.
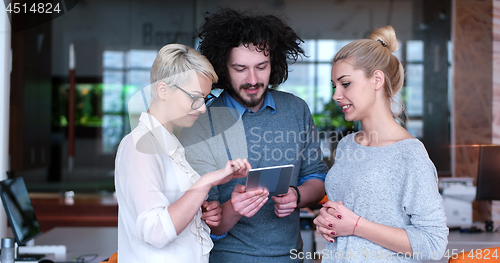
[
  {"xmin": 401, "ymin": 144, "xmax": 449, "ymax": 260},
  {"xmin": 297, "ymin": 173, "xmax": 326, "ymax": 185},
  {"xmin": 115, "ymin": 134, "xmax": 177, "ymax": 249},
  {"xmin": 178, "ymin": 119, "xmax": 220, "ymax": 203},
  {"xmin": 297, "ymin": 100, "xmax": 328, "ymax": 182},
  {"xmin": 210, "ymin": 233, "xmax": 227, "ymax": 241}
]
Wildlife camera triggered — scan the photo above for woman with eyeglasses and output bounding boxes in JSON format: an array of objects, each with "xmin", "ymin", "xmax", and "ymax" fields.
[{"xmin": 114, "ymin": 44, "xmax": 251, "ymax": 263}]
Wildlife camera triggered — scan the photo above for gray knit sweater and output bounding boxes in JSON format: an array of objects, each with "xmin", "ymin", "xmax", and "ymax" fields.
[
  {"xmin": 179, "ymin": 90, "xmax": 328, "ymax": 263},
  {"xmin": 322, "ymin": 133, "xmax": 448, "ymax": 263}
]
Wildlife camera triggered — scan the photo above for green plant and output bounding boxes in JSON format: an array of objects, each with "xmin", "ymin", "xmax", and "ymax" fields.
[{"xmin": 312, "ymin": 100, "xmax": 354, "ymax": 131}]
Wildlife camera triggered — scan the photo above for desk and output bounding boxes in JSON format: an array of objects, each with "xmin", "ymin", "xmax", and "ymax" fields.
[
  {"xmin": 34, "ymin": 227, "xmax": 117, "ymax": 262},
  {"xmin": 422, "ymin": 231, "xmax": 500, "ymax": 263},
  {"xmin": 30, "ymin": 193, "xmax": 118, "ymax": 232}
]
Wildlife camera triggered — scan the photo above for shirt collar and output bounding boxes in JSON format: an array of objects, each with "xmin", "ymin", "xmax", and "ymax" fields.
[
  {"xmin": 221, "ymin": 89, "xmax": 276, "ymax": 119},
  {"xmin": 138, "ymin": 112, "xmax": 181, "ymax": 157}
]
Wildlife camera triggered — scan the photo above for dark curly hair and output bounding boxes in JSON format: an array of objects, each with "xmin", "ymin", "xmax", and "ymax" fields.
[{"xmin": 196, "ymin": 7, "xmax": 305, "ymax": 90}]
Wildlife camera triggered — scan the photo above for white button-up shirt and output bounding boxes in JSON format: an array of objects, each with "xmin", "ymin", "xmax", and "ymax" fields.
[{"xmin": 115, "ymin": 112, "xmax": 212, "ymax": 263}]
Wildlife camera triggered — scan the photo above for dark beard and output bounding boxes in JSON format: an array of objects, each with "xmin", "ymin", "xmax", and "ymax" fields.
[{"xmin": 226, "ymin": 83, "xmax": 266, "ymax": 108}]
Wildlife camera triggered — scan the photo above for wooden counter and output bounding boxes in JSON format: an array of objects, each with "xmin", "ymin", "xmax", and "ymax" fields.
[{"xmin": 29, "ymin": 193, "xmax": 118, "ymax": 232}]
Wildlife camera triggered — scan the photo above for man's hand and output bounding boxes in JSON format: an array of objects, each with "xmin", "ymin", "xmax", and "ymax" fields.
[
  {"xmin": 231, "ymin": 185, "xmax": 269, "ymax": 217},
  {"xmin": 201, "ymin": 201, "xmax": 222, "ymax": 227},
  {"xmin": 271, "ymin": 186, "xmax": 298, "ymax": 218}
]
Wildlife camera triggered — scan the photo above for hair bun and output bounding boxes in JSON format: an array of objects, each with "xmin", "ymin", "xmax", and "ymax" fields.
[{"xmin": 369, "ymin": 25, "xmax": 398, "ymax": 53}]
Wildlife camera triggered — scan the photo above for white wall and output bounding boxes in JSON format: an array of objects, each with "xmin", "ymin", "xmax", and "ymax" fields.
[{"xmin": 0, "ymin": 2, "xmax": 12, "ymax": 239}]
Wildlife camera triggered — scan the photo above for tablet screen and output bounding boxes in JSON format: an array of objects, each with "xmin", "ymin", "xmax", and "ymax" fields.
[{"xmin": 245, "ymin": 164, "xmax": 294, "ymax": 196}]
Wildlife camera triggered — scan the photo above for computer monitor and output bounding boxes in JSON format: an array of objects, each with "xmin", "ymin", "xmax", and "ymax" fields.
[
  {"xmin": 475, "ymin": 145, "xmax": 500, "ymax": 201},
  {"xmin": 0, "ymin": 177, "xmax": 42, "ymax": 246}
]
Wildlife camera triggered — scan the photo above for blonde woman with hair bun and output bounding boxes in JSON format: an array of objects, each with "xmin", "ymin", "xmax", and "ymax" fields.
[{"xmin": 313, "ymin": 26, "xmax": 448, "ymax": 262}]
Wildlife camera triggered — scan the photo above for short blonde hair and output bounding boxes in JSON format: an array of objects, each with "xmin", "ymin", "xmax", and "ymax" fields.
[
  {"xmin": 334, "ymin": 25, "xmax": 405, "ymax": 119},
  {"xmin": 150, "ymin": 44, "xmax": 218, "ymax": 101}
]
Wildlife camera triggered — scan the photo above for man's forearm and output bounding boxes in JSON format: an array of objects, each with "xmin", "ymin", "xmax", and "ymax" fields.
[{"xmin": 297, "ymin": 179, "xmax": 325, "ymax": 208}]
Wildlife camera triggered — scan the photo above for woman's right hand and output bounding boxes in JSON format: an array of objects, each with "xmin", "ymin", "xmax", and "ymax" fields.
[
  {"xmin": 314, "ymin": 206, "xmax": 339, "ymax": 243},
  {"xmin": 313, "ymin": 201, "xmax": 346, "ymax": 243},
  {"xmin": 206, "ymin": 158, "xmax": 251, "ymax": 187}
]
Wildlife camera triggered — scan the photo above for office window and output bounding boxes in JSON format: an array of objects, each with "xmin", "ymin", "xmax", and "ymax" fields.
[
  {"xmin": 280, "ymin": 40, "xmax": 355, "ymax": 115},
  {"xmin": 102, "ymin": 50, "xmax": 156, "ymax": 154},
  {"xmin": 405, "ymin": 40, "xmax": 424, "ymax": 138},
  {"xmin": 279, "ymin": 40, "xmax": 423, "ymax": 142}
]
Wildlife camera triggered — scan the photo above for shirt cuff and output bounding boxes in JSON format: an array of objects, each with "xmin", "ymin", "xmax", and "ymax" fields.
[
  {"xmin": 210, "ymin": 233, "xmax": 227, "ymax": 241},
  {"xmin": 158, "ymin": 208, "xmax": 178, "ymax": 243},
  {"xmin": 298, "ymin": 173, "xmax": 326, "ymax": 186}
]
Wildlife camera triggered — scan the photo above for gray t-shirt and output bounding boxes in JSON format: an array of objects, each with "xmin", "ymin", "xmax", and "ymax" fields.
[{"xmin": 322, "ymin": 132, "xmax": 448, "ymax": 262}]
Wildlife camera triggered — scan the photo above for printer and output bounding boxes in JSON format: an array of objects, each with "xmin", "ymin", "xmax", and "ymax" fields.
[{"xmin": 439, "ymin": 178, "xmax": 476, "ymax": 228}]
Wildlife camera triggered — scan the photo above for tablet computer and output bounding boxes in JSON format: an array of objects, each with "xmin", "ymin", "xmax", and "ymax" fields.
[{"xmin": 245, "ymin": 164, "xmax": 294, "ymax": 197}]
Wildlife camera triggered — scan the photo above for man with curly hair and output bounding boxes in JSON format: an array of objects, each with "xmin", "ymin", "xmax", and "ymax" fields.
[{"xmin": 179, "ymin": 7, "xmax": 328, "ymax": 262}]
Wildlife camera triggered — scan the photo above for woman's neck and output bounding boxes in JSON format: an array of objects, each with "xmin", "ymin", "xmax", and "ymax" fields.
[
  {"xmin": 357, "ymin": 105, "xmax": 407, "ymax": 146},
  {"xmin": 147, "ymin": 104, "xmax": 174, "ymax": 134}
]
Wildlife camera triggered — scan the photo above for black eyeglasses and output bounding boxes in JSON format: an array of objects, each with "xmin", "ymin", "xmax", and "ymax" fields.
[{"xmin": 173, "ymin": 85, "xmax": 215, "ymax": 110}]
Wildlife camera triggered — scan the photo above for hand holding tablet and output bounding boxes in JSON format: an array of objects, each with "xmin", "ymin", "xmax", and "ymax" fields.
[{"xmin": 245, "ymin": 164, "xmax": 294, "ymax": 197}]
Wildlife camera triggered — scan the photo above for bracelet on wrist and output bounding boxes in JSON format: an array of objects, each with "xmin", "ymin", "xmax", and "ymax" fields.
[
  {"xmin": 352, "ymin": 216, "xmax": 361, "ymax": 235},
  {"xmin": 289, "ymin": 185, "xmax": 301, "ymax": 206}
]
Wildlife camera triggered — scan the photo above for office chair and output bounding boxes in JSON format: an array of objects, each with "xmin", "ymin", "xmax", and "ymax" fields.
[{"xmin": 99, "ymin": 253, "xmax": 117, "ymax": 263}]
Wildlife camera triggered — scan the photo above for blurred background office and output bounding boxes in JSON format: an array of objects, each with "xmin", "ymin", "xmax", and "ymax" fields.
[{"xmin": 1, "ymin": 0, "xmax": 499, "ymax": 232}]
